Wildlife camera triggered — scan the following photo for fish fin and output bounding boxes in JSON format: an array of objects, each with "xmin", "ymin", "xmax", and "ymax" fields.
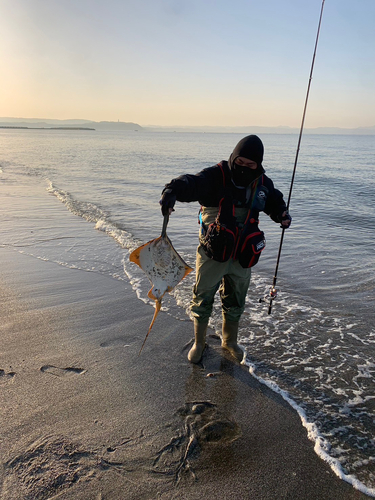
[
  {"xmin": 183, "ymin": 264, "xmax": 194, "ymax": 280},
  {"xmin": 148, "ymin": 288, "xmax": 166, "ymax": 301},
  {"xmin": 129, "ymin": 237, "xmax": 161, "ymax": 267},
  {"xmin": 139, "ymin": 300, "xmax": 162, "ymax": 355},
  {"xmin": 164, "ymin": 235, "xmax": 193, "ymax": 280}
]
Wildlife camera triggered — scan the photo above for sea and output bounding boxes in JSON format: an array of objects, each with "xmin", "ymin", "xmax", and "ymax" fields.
[{"xmin": 1, "ymin": 128, "xmax": 374, "ymax": 496}]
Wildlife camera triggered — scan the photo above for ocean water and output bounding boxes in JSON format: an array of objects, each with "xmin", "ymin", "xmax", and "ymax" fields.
[{"xmin": 1, "ymin": 129, "xmax": 374, "ymax": 496}]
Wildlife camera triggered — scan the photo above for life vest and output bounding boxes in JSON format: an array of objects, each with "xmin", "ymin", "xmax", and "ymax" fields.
[{"xmin": 200, "ymin": 163, "xmax": 267, "ymax": 268}]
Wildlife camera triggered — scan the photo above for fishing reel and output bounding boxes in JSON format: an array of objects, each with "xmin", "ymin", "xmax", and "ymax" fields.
[{"xmin": 259, "ymin": 286, "xmax": 278, "ymax": 304}]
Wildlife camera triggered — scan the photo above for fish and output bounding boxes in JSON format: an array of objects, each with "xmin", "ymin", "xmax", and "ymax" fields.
[{"xmin": 129, "ymin": 215, "xmax": 193, "ymax": 353}]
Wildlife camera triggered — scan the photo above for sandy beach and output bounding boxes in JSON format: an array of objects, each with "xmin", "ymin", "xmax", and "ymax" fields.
[{"xmin": 0, "ymin": 183, "xmax": 370, "ymax": 499}]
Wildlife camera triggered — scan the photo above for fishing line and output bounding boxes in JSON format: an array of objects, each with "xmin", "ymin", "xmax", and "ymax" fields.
[{"xmin": 267, "ymin": 0, "xmax": 326, "ymax": 315}]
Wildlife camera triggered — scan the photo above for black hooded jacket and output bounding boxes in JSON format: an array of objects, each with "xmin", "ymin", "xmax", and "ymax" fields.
[{"xmin": 162, "ymin": 135, "xmax": 287, "ymax": 224}]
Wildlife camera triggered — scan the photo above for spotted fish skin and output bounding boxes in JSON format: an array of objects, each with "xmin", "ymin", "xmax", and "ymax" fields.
[{"xmin": 129, "ymin": 232, "xmax": 193, "ymax": 353}]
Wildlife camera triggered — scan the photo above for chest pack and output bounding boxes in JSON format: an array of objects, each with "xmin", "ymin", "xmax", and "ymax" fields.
[{"xmin": 200, "ymin": 163, "xmax": 267, "ymax": 268}]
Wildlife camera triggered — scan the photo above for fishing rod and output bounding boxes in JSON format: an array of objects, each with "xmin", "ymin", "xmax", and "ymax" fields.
[{"xmin": 267, "ymin": 0, "xmax": 325, "ymax": 315}]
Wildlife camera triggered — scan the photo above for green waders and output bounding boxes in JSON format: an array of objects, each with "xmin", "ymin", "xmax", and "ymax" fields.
[{"xmin": 188, "ymin": 245, "xmax": 251, "ymax": 363}]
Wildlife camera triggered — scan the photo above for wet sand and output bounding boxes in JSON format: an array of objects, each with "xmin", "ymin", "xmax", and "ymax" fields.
[{"xmin": 0, "ymin": 243, "xmax": 369, "ymax": 500}]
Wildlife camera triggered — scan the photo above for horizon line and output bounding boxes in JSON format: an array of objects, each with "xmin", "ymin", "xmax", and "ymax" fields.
[{"xmin": 0, "ymin": 117, "xmax": 374, "ymax": 130}]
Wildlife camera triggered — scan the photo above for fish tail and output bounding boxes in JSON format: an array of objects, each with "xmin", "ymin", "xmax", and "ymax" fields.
[{"xmin": 138, "ymin": 300, "xmax": 162, "ymax": 355}]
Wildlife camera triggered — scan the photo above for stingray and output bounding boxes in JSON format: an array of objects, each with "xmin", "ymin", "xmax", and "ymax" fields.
[{"xmin": 129, "ymin": 215, "xmax": 193, "ymax": 353}]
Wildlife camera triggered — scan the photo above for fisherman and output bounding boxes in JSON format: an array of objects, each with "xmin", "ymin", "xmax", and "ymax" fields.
[{"xmin": 160, "ymin": 135, "xmax": 291, "ymax": 363}]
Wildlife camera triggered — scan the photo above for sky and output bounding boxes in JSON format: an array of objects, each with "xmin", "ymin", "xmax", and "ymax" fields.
[{"xmin": 1, "ymin": 0, "xmax": 374, "ymax": 128}]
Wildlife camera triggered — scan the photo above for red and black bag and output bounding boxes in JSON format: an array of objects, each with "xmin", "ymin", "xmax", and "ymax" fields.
[
  {"xmin": 236, "ymin": 216, "xmax": 266, "ymax": 268},
  {"xmin": 201, "ymin": 195, "xmax": 238, "ymax": 262},
  {"xmin": 200, "ymin": 165, "xmax": 266, "ymax": 268}
]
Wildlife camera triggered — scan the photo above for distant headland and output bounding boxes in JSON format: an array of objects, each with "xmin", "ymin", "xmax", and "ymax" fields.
[{"xmin": 0, "ymin": 119, "xmax": 141, "ymax": 131}]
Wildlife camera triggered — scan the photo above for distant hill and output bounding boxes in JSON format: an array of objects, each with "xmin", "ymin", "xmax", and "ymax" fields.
[
  {"xmin": 85, "ymin": 121, "xmax": 142, "ymax": 131},
  {"xmin": 0, "ymin": 118, "xmax": 142, "ymax": 131}
]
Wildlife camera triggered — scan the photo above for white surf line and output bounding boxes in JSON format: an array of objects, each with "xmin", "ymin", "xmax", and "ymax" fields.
[{"xmin": 243, "ymin": 358, "xmax": 375, "ymax": 498}]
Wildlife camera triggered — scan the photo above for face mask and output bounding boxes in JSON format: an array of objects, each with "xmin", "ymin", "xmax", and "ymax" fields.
[{"xmin": 231, "ymin": 164, "xmax": 258, "ymax": 187}]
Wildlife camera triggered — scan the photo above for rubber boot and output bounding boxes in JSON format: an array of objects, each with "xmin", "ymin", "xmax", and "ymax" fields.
[
  {"xmin": 222, "ymin": 319, "xmax": 244, "ymax": 362},
  {"xmin": 188, "ymin": 320, "xmax": 208, "ymax": 363}
]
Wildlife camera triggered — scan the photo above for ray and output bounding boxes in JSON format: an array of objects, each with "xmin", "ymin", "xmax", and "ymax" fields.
[{"xmin": 129, "ymin": 215, "xmax": 193, "ymax": 353}]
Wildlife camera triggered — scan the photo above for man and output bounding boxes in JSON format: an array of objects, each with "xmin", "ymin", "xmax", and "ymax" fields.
[{"xmin": 160, "ymin": 135, "xmax": 291, "ymax": 364}]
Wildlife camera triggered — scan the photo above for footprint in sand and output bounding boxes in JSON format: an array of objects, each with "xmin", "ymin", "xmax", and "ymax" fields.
[
  {"xmin": 40, "ymin": 365, "xmax": 86, "ymax": 377},
  {"xmin": 0, "ymin": 369, "xmax": 16, "ymax": 384},
  {"xmin": 99, "ymin": 337, "xmax": 131, "ymax": 348}
]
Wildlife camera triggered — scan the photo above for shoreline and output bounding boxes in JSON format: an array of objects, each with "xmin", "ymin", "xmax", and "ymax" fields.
[{"xmin": 0, "ymin": 245, "xmax": 369, "ymax": 499}]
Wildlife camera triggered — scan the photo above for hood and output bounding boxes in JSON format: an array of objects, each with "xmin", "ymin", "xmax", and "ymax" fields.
[
  {"xmin": 228, "ymin": 135, "xmax": 265, "ymax": 187},
  {"xmin": 228, "ymin": 134, "xmax": 264, "ymax": 169}
]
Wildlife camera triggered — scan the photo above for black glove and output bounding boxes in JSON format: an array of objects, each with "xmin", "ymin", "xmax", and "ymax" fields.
[
  {"xmin": 159, "ymin": 188, "xmax": 177, "ymax": 216},
  {"xmin": 280, "ymin": 210, "xmax": 292, "ymax": 228}
]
